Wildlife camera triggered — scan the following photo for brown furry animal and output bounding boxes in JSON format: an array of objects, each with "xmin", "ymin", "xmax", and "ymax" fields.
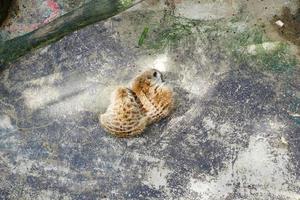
[
  {"xmin": 131, "ymin": 69, "xmax": 173, "ymax": 124},
  {"xmin": 100, "ymin": 87, "xmax": 148, "ymax": 137},
  {"xmin": 100, "ymin": 69, "xmax": 173, "ymax": 137}
]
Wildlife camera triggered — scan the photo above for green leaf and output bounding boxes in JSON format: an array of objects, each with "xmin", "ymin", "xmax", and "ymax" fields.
[{"xmin": 138, "ymin": 27, "xmax": 149, "ymax": 46}]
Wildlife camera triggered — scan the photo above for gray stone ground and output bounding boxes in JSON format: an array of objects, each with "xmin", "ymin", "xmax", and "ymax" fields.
[{"xmin": 0, "ymin": 0, "xmax": 300, "ymax": 199}]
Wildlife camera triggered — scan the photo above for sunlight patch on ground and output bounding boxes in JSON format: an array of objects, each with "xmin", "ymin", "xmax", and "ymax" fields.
[
  {"xmin": 175, "ymin": 1, "xmax": 235, "ymax": 20},
  {"xmin": 153, "ymin": 53, "xmax": 169, "ymax": 72},
  {"xmin": 22, "ymin": 71, "xmax": 117, "ymax": 118},
  {"xmin": 26, "ymin": 72, "xmax": 63, "ymax": 86},
  {"xmin": 142, "ymin": 160, "xmax": 171, "ymax": 190},
  {"xmin": 23, "ymin": 85, "xmax": 60, "ymax": 110},
  {"xmin": 0, "ymin": 115, "xmax": 13, "ymax": 130},
  {"xmin": 189, "ymin": 134, "xmax": 297, "ymax": 199},
  {"xmin": 135, "ymin": 52, "xmax": 173, "ymax": 72},
  {"xmin": 46, "ymin": 85, "xmax": 115, "ymax": 117}
]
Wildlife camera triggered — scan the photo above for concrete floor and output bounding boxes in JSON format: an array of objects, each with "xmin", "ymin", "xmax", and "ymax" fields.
[{"xmin": 0, "ymin": 0, "xmax": 300, "ymax": 199}]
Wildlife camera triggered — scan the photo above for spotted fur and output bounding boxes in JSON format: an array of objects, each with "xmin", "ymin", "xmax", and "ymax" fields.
[
  {"xmin": 100, "ymin": 87, "xmax": 148, "ymax": 137},
  {"xmin": 132, "ymin": 69, "xmax": 174, "ymax": 124},
  {"xmin": 100, "ymin": 69, "xmax": 173, "ymax": 137}
]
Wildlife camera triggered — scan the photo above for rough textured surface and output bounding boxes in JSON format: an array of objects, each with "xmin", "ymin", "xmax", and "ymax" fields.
[
  {"xmin": 1, "ymin": 0, "xmax": 87, "ymax": 40},
  {"xmin": 0, "ymin": 0, "xmax": 142, "ymax": 68},
  {"xmin": 0, "ymin": 0, "xmax": 300, "ymax": 199}
]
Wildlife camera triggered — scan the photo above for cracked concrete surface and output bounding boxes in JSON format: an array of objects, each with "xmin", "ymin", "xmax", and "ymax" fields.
[{"xmin": 0, "ymin": 0, "xmax": 300, "ymax": 199}]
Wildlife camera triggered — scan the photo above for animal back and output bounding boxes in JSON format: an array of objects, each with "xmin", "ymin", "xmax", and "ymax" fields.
[
  {"xmin": 144, "ymin": 86, "xmax": 173, "ymax": 124},
  {"xmin": 100, "ymin": 87, "xmax": 148, "ymax": 137}
]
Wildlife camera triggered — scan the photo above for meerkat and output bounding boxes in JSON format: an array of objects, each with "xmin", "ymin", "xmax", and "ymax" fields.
[
  {"xmin": 131, "ymin": 69, "xmax": 174, "ymax": 124},
  {"xmin": 100, "ymin": 69, "xmax": 173, "ymax": 137},
  {"xmin": 100, "ymin": 87, "xmax": 148, "ymax": 137}
]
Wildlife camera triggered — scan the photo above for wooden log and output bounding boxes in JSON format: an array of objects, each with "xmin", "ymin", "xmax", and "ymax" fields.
[{"xmin": 0, "ymin": 0, "xmax": 142, "ymax": 70}]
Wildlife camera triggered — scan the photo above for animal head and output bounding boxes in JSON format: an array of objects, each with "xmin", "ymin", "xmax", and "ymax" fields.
[{"xmin": 132, "ymin": 69, "xmax": 164, "ymax": 94}]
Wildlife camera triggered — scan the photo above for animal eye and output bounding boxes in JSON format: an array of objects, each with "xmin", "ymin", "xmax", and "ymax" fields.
[{"xmin": 153, "ymin": 71, "xmax": 157, "ymax": 77}]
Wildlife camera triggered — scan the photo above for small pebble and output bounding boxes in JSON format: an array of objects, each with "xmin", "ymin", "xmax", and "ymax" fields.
[{"xmin": 275, "ymin": 20, "xmax": 284, "ymax": 27}]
